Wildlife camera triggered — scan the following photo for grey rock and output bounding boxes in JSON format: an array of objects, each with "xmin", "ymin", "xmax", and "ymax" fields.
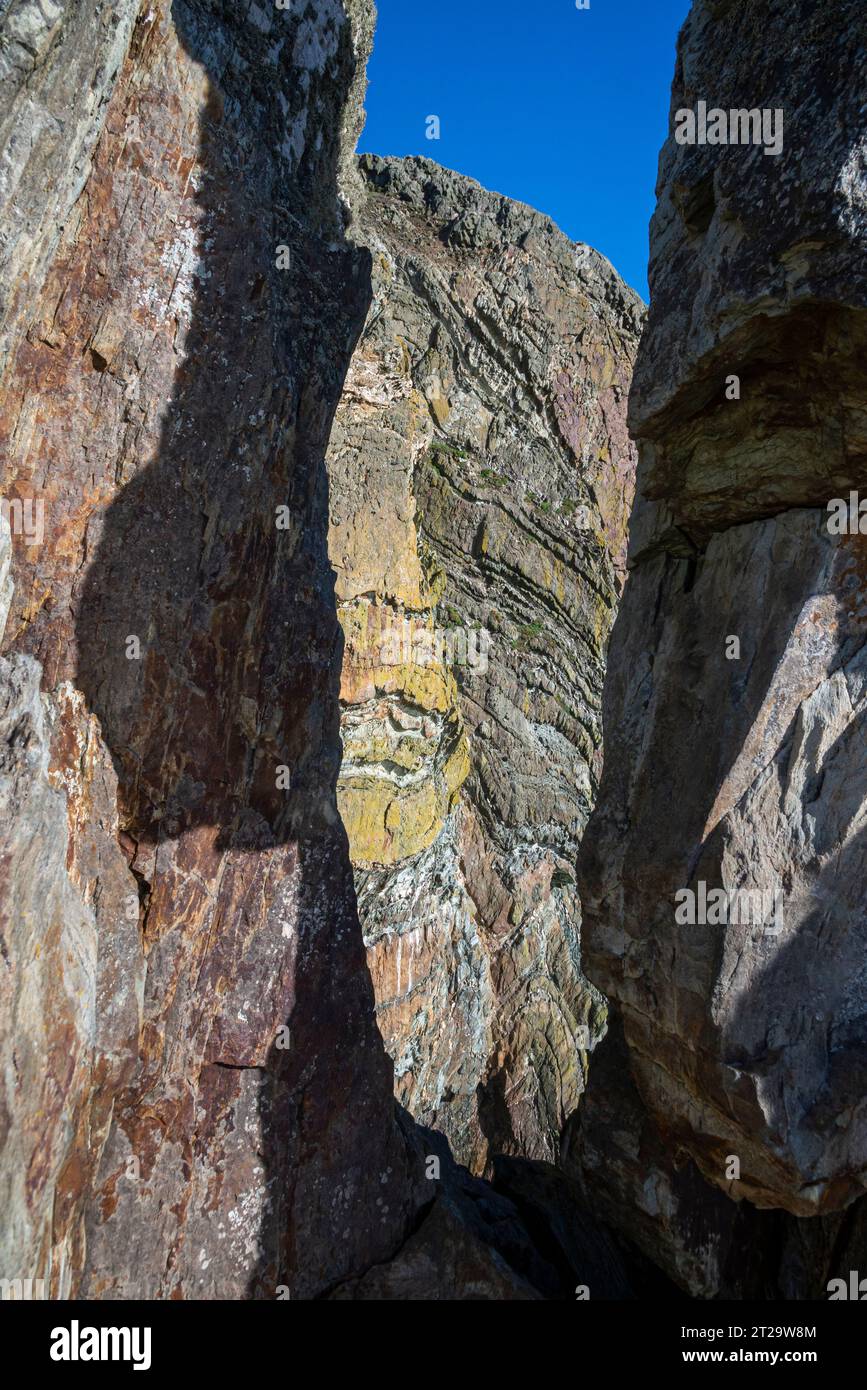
[{"xmin": 576, "ymin": 0, "xmax": 867, "ymax": 1293}]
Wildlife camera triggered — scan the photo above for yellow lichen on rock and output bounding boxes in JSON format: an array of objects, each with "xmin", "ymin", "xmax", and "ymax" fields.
[{"xmin": 338, "ymin": 718, "xmax": 470, "ymax": 866}]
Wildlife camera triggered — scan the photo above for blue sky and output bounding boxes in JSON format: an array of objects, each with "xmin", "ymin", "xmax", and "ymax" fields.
[{"xmin": 358, "ymin": 0, "xmax": 693, "ymax": 300}]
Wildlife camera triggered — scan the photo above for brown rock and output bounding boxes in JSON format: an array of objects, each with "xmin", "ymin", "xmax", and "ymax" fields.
[
  {"xmin": 0, "ymin": 0, "xmax": 424, "ymax": 1300},
  {"xmin": 0, "ymin": 0, "xmax": 644, "ymax": 1303}
]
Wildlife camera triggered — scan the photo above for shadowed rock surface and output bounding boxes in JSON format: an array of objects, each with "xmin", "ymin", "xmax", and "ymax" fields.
[
  {"xmin": 0, "ymin": 0, "xmax": 645, "ymax": 1300},
  {"xmin": 1, "ymin": 0, "xmax": 430, "ymax": 1302},
  {"xmin": 573, "ymin": 0, "xmax": 867, "ymax": 1296},
  {"xmin": 4, "ymin": 0, "xmax": 861, "ymax": 1306}
]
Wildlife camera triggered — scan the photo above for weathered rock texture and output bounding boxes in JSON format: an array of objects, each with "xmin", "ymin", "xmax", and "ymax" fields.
[
  {"xmin": 0, "ymin": 0, "xmax": 528, "ymax": 1301},
  {"xmin": 574, "ymin": 0, "xmax": 867, "ymax": 1296},
  {"xmin": 327, "ymin": 154, "xmax": 642, "ymax": 1174},
  {"xmin": 0, "ymin": 0, "xmax": 646, "ymax": 1302}
]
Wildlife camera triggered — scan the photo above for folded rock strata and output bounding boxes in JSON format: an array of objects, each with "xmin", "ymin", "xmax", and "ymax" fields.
[
  {"xmin": 328, "ymin": 153, "xmax": 642, "ymax": 1175},
  {"xmin": 0, "ymin": 0, "xmax": 643, "ymax": 1300}
]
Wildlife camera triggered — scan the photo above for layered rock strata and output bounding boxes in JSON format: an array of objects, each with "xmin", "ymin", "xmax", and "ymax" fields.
[
  {"xmin": 328, "ymin": 154, "xmax": 642, "ymax": 1174},
  {"xmin": 0, "ymin": 0, "xmax": 644, "ymax": 1301}
]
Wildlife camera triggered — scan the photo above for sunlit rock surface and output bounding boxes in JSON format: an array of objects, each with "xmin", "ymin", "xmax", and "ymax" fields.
[
  {"xmin": 329, "ymin": 154, "xmax": 642, "ymax": 1173},
  {"xmin": 0, "ymin": 0, "xmax": 642, "ymax": 1300},
  {"xmin": 0, "ymin": 0, "xmax": 438, "ymax": 1299}
]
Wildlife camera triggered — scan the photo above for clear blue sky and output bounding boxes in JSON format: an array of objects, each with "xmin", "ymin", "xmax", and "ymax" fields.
[{"xmin": 358, "ymin": 0, "xmax": 693, "ymax": 300}]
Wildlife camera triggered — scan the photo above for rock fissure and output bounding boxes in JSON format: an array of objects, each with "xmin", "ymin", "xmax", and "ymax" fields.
[{"xmin": 1, "ymin": 0, "xmax": 864, "ymax": 1304}]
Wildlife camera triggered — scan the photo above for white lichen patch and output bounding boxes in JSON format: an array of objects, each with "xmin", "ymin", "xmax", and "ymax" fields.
[{"xmin": 292, "ymin": 0, "xmax": 344, "ymax": 73}]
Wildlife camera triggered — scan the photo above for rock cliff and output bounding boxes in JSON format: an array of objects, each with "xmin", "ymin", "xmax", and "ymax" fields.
[
  {"xmin": 0, "ymin": 0, "xmax": 641, "ymax": 1299},
  {"xmin": 329, "ymin": 153, "xmax": 642, "ymax": 1174},
  {"xmin": 4, "ymin": 0, "xmax": 858, "ymax": 1306},
  {"xmin": 1, "ymin": 0, "xmax": 430, "ymax": 1302},
  {"xmin": 574, "ymin": 0, "xmax": 867, "ymax": 1296}
]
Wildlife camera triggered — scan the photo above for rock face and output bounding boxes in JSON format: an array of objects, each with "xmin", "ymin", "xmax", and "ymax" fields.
[
  {"xmin": 14, "ymin": 0, "xmax": 861, "ymax": 1308},
  {"xmin": 328, "ymin": 154, "xmax": 642, "ymax": 1173},
  {"xmin": 0, "ymin": 0, "xmax": 431, "ymax": 1301},
  {"xmin": 0, "ymin": 0, "xmax": 643, "ymax": 1301},
  {"xmin": 575, "ymin": 0, "xmax": 867, "ymax": 1295}
]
